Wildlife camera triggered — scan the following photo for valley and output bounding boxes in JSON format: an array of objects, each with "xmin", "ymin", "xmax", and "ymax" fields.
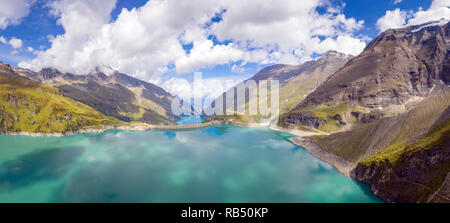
[{"xmin": 0, "ymin": 19, "xmax": 449, "ymax": 203}]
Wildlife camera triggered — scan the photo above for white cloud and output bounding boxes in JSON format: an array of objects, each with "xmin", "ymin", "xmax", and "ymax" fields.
[
  {"xmin": 27, "ymin": 46, "xmax": 34, "ymax": 52},
  {"xmin": 159, "ymin": 76, "xmax": 245, "ymax": 104},
  {"xmin": 11, "ymin": 50, "xmax": 19, "ymax": 55},
  {"xmin": 210, "ymin": 0, "xmax": 365, "ymax": 62},
  {"xmin": 394, "ymin": 0, "xmax": 402, "ymax": 4},
  {"xmin": 376, "ymin": 8, "xmax": 407, "ymax": 31},
  {"xmin": 231, "ymin": 64, "xmax": 245, "ymax": 73},
  {"xmin": 408, "ymin": 0, "xmax": 450, "ymax": 25},
  {"xmin": 0, "ymin": 36, "xmax": 6, "ymax": 44},
  {"xmin": 20, "ymin": 0, "xmax": 367, "ymax": 80},
  {"xmin": 9, "ymin": 37, "xmax": 23, "ymax": 49},
  {"xmin": 315, "ymin": 35, "xmax": 366, "ymax": 56},
  {"xmin": 377, "ymin": 0, "xmax": 450, "ymax": 32},
  {"xmin": 175, "ymin": 38, "xmax": 268, "ymax": 74},
  {"xmin": 0, "ymin": 0, "xmax": 34, "ymax": 29},
  {"xmin": 0, "ymin": 36, "xmax": 23, "ymax": 49}
]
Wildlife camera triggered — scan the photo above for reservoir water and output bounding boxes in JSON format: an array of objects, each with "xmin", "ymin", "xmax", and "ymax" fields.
[{"xmin": 0, "ymin": 118, "xmax": 381, "ymax": 202}]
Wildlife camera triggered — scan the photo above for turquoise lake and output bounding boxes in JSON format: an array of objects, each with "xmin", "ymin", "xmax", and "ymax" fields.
[{"xmin": 0, "ymin": 116, "xmax": 381, "ymax": 203}]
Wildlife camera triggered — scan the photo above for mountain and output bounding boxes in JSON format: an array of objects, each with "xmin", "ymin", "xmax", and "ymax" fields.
[
  {"xmin": 0, "ymin": 62, "xmax": 122, "ymax": 133},
  {"xmin": 207, "ymin": 50, "xmax": 352, "ymax": 122},
  {"xmin": 253, "ymin": 50, "xmax": 353, "ymax": 114},
  {"xmin": 282, "ymin": 19, "xmax": 450, "ymax": 132},
  {"xmin": 15, "ymin": 65, "xmax": 177, "ymax": 124},
  {"xmin": 281, "ymin": 20, "xmax": 450, "ymax": 202}
]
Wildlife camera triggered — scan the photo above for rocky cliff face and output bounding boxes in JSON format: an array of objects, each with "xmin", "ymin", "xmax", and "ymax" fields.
[
  {"xmin": 282, "ymin": 20, "xmax": 450, "ymax": 132},
  {"xmin": 352, "ymin": 129, "xmax": 450, "ymax": 203},
  {"xmin": 279, "ymin": 20, "xmax": 450, "ymax": 203},
  {"xmin": 297, "ymin": 19, "xmax": 449, "ymax": 109},
  {"xmin": 14, "ymin": 65, "xmax": 177, "ymax": 124}
]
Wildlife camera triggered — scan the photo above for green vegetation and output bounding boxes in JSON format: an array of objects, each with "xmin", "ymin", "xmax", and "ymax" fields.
[
  {"xmin": 312, "ymin": 92, "xmax": 450, "ymax": 162},
  {"xmin": 356, "ymin": 118, "xmax": 450, "ymax": 203},
  {"xmin": 280, "ymin": 102, "xmax": 350, "ymax": 133},
  {"xmin": 361, "ymin": 118, "xmax": 450, "ymax": 166},
  {"xmin": 317, "ymin": 120, "xmax": 342, "ymax": 132},
  {"xmin": 308, "ymin": 102, "xmax": 349, "ymax": 119},
  {"xmin": 278, "ymin": 77, "xmax": 316, "ymax": 113},
  {"xmin": 0, "ymin": 72, "xmax": 122, "ymax": 133},
  {"xmin": 55, "ymin": 75, "xmax": 176, "ymax": 125}
]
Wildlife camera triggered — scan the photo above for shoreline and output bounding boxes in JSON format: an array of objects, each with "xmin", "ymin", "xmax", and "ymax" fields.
[
  {"xmin": 2, "ymin": 127, "xmax": 116, "ymax": 137},
  {"xmin": 269, "ymin": 125, "xmax": 356, "ymax": 177},
  {"xmin": 286, "ymin": 137, "xmax": 356, "ymax": 177},
  {"xmin": 0, "ymin": 120, "xmax": 231, "ymax": 137},
  {"xmin": 2, "ymin": 121, "xmax": 356, "ymax": 177}
]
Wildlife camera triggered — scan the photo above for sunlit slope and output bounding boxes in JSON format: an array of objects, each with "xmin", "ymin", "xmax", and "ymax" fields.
[
  {"xmin": 0, "ymin": 66, "xmax": 122, "ymax": 133},
  {"xmin": 207, "ymin": 51, "xmax": 351, "ymax": 123},
  {"xmin": 309, "ymin": 91, "xmax": 450, "ymax": 162},
  {"xmin": 14, "ymin": 66, "xmax": 177, "ymax": 125}
]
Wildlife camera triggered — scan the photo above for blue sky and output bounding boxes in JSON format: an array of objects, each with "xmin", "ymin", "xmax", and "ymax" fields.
[{"xmin": 0, "ymin": 0, "xmax": 448, "ymax": 98}]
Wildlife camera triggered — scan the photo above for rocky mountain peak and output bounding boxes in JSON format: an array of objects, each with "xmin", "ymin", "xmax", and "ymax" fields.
[
  {"xmin": 293, "ymin": 19, "xmax": 450, "ymax": 110},
  {"xmin": 92, "ymin": 65, "xmax": 118, "ymax": 76},
  {"xmin": 409, "ymin": 18, "xmax": 449, "ymax": 33},
  {"xmin": 322, "ymin": 50, "xmax": 350, "ymax": 58},
  {"xmin": 0, "ymin": 62, "xmax": 13, "ymax": 73},
  {"xmin": 38, "ymin": 67, "xmax": 64, "ymax": 80}
]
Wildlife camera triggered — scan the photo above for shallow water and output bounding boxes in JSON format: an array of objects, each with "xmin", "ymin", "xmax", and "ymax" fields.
[{"xmin": 0, "ymin": 125, "xmax": 381, "ymax": 203}]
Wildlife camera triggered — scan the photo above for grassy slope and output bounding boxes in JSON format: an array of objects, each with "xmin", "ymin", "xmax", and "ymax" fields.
[
  {"xmin": 0, "ymin": 71, "xmax": 122, "ymax": 133},
  {"xmin": 207, "ymin": 54, "xmax": 350, "ymax": 124},
  {"xmin": 280, "ymin": 102, "xmax": 351, "ymax": 132},
  {"xmin": 361, "ymin": 118, "xmax": 450, "ymax": 165},
  {"xmin": 310, "ymin": 92, "xmax": 450, "ymax": 162}
]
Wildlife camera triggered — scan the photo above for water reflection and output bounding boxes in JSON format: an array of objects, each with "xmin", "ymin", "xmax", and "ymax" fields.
[
  {"xmin": 0, "ymin": 127, "xmax": 382, "ymax": 203},
  {"xmin": 0, "ymin": 147, "xmax": 84, "ymax": 191}
]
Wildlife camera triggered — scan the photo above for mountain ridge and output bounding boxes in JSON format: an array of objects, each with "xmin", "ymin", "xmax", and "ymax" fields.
[
  {"xmin": 14, "ymin": 65, "xmax": 178, "ymax": 124},
  {"xmin": 279, "ymin": 20, "xmax": 450, "ymax": 203},
  {"xmin": 0, "ymin": 62, "xmax": 123, "ymax": 133},
  {"xmin": 206, "ymin": 50, "xmax": 353, "ymax": 123}
]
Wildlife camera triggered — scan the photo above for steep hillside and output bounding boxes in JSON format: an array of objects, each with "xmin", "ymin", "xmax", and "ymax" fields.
[
  {"xmin": 207, "ymin": 51, "xmax": 352, "ymax": 123},
  {"xmin": 352, "ymin": 97, "xmax": 450, "ymax": 202},
  {"xmin": 0, "ymin": 63, "xmax": 122, "ymax": 133},
  {"xmin": 15, "ymin": 66, "xmax": 177, "ymax": 124},
  {"xmin": 282, "ymin": 20, "xmax": 450, "ymax": 203},
  {"xmin": 282, "ymin": 19, "xmax": 450, "ymax": 132}
]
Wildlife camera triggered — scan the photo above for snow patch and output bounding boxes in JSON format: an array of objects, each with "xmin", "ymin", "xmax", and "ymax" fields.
[
  {"xmin": 411, "ymin": 18, "xmax": 449, "ymax": 33},
  {"xmin": 95, "ymin": 65, "xmax": 117, "ymax": 76}
]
